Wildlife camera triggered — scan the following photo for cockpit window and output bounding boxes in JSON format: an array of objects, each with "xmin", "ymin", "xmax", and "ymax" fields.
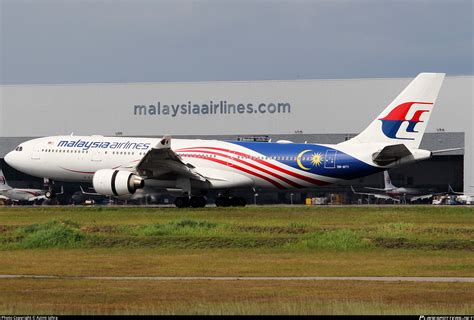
[{"xmin": 15, "ymin": 146, "xmax": 23, "ymax": 151}]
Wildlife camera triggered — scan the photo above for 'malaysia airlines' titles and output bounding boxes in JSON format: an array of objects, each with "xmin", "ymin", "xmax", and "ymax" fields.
[{"xmin": 57, "ymin": 139, "xmax": 151, "ymax": 151}]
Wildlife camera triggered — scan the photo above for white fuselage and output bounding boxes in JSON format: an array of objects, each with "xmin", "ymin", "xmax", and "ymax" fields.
[
  {"xmin": 386, "ymin": 187, "xmax": 426, "ymax": 197},
  {"xmin": 0, "ymin": 188, "xmax": 45, "ymax": 202},
  {"xmin": 5, "ymin": 135, "xmax": 386, "ymax": 191}
]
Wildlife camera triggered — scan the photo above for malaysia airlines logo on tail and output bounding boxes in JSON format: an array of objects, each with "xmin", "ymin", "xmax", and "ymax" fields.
[{"xmin": 379, "ymin": 102, "xmax": 433, "ymax": 140}]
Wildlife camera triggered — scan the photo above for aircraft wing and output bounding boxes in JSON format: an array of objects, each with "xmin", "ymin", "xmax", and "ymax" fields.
[
  {"xmin": 350, "ymin": 186, "xmax": 400, "ymax": 202},
  {"xmin": 135, "ymin": 135, "xmax": 207, "ymax": 182},
  {"xmin": 409, "ymin": 194, "xmax": 433, "ymax": 202},
  {"xmin": 365, "ymin": 187, "xmax": 389, "ymax": 191},
  {"xmin": 27, "ymin": 195, "xmax": 47, "ymax": 202}
]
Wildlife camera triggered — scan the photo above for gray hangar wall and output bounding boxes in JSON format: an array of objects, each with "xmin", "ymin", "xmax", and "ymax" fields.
[{"xmin": 0, "ymin": 75, "xmax": 472, "ymax": 192}]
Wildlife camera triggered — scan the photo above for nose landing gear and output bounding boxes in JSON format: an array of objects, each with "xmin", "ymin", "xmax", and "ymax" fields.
[
  {"xmin": 45, "ymin": 190, "xmax": 56, "ymax": 199},
  {"xmin": 43, "ymin": 179, "xmax": 64, "ymax": 201}
]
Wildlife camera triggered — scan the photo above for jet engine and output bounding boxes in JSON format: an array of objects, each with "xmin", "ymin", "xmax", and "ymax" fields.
[{"xmin": 93, "ymin": 169, "xmax": 144, "ymax": 196}]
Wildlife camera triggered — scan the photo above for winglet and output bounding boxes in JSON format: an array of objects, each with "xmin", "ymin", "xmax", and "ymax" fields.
[{"xmin": 154, "ymin": 135, "xmax": 171, "ymax": 149}]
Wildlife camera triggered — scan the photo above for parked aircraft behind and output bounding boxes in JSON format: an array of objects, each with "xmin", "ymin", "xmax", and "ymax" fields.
[
  {"xmin": 447, "ymin": 186, "xmax": 473, "ymax": 205},
  {"xmin": 351, "ymin": 171, "xmax": 442, "ymax": 203},
  {"xmin": 0, "ymin": 169, "xmax": 47, "ymax": 203},
  {"xmin": 5, "ymin": 73, "xmax": 450, "ymax": 207}
]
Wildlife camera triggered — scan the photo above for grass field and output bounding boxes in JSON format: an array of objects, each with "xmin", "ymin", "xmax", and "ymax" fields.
[{"xmin": 0, "ymin": 205, "xmax": 473, "ymax": 314}]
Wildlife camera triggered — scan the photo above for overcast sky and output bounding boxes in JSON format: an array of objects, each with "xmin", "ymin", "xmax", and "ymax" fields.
[{"xmin": 1, "ymin": 0, "xmax": 472, "ymax": 84}]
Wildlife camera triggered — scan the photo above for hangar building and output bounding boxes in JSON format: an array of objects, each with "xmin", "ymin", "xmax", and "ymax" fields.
[{"xmin": 0, "ymin": 75, "xmax": 472, "ymax": 203}]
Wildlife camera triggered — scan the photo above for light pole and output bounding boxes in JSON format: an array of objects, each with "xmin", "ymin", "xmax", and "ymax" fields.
[
  {"xmin": 254, "ymin": 193, "xmax": 259, "ymax": 205},
  {"xmin": 290, "ymin": 193, "xmax": 294, "ymax": 205}
]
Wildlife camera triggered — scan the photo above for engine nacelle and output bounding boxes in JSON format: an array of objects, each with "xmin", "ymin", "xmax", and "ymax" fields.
[{"xmin": 93, "ymin": 169, "xmax": 144, "ymax": 196}]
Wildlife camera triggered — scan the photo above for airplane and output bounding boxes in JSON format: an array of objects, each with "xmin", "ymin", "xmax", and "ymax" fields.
[
  {"xmin": 445, "ymin": 185, "xmax": 474, "ymax": 205},
  {"xmin": 0, "ymin": 169, "xmax": 48, "ymax": 203},
  {"xmin": 4, "ymin": 73, "xmax": 451, "ymax": 208},
  {"xmin": 351, "ymin": 170, "xmax": 442, "ymax": 203}
]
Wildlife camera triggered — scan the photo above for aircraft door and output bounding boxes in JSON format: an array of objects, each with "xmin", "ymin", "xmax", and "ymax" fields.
[
  {"xmin": 31, "ymin": 143, "xmax": 42, "ymax": 160},
  {"xmin": 91, "ymin": 149, "xmax": 102, "ymax": 162},
  {"xmin": 226, "ymin": 150, "xmax": 237, "ymax": 168}
]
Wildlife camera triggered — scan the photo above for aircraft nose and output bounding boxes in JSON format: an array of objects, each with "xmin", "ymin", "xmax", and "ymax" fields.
[{"xmin": 4, "ymin": 150, "xmax": 17, "ymax": 167}]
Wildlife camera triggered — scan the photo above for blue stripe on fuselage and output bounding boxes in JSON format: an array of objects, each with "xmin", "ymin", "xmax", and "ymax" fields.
[{"xmin": 229, "ymin": 141, "xmax": 380, "ymax": 180}]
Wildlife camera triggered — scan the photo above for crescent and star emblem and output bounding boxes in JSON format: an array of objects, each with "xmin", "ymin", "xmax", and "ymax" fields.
[{"xmin": 296, "ymin": 150, "xmax": 324, "ymax": 170}]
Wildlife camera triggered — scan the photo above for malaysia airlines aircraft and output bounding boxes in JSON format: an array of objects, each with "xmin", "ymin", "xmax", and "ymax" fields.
[
  {"xmin": 351, "ymin": 171, "xmax": 442, "ymax": 203},
  {"xmin": 0, "ymin": 169, "xmax": 47, "ymax": 203},
  {"xmin": 5, "ymin": 73, "xmax": 448, "ymax": 207}
]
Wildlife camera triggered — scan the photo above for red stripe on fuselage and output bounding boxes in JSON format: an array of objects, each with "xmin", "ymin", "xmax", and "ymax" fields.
[
  {"xmin": 18, "ymin": 190, "xmax": 41, "ymax": 197},
  {"xmin": 60, "ymin": 167, "xmax": 95, "ymax": 175},
  {"xmin": 183, "ymin": 154, "xmax": 285, "ymax": 189},
  {"xmin": 179, "ymin": 149, "xmax": 303, "ymax": 188},
  {"xmin": 177, "ymin": 146, "xmax": 329, "ymax": 186}
]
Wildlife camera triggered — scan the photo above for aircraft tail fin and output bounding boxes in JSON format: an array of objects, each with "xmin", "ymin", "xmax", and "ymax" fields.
[
  {"xmin": 383, "ymin": 171, "xmax": 396, "ymax": 190},
  {"xmin": 0, "ymin": 170, "xmax": 11, "ymax": 189},
  {"xmin": 342, "ymin": 73, "xmax": 445, "ymax": 149}
]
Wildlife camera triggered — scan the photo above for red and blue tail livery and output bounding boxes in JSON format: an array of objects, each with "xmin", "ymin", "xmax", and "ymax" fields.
[{"xmin": 379, "ymin": 101, "xmax": 433, "ymax": 140}]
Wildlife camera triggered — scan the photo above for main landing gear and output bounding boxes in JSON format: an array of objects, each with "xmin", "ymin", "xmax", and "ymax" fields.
[
  {"xmin": 173, "ymin": 193, "xmax": 247, "ymax": 208},
  {"xmin": 174, "ymin": 196, "xmax": 207, "ymax": 208},
  {"xmin": 215, "ymin": 196, "xmax": 246, "ymax": 207}
]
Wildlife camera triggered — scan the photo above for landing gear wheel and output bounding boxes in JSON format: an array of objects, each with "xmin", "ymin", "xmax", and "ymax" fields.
[
  {"xmin": 190, "ymin": 196, "xmax": 207, "ymax": 208},
  {"xmin": 174, "ymin": 196, "xmax": 190, "ymax": 208},
  {"xmin": 45, "ymin": 190, "xmax": 56, "ymax": 199},
  {"xmin": 237, "ymin": 197, "xmax": 247, "ymax": 207},
  {"xmin": 230, "ymin": 197, "xmax": 241, "ymax": 207},
  {"xmin": 215, "ymin": 196, "xmax": 231, "ymax": 207},
  {"xmin": 230, "ymin": 197, "xmax": 246, "ymax": 207}
]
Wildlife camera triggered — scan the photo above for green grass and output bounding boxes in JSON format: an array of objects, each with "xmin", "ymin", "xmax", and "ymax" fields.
[
  {"xmin": 0, "ymin": 205, "xmax": 473, "ymax": 315},
  {"xmin": 1, "ymin": 205, "xmax": 472, "ymax": 227},
  {"xmin": 1, "ymin": 278, "xmax": 473, "ymax": 315},
  {"xmin": 2, "ymin": 300, "xmax": 473, "ymax": 315},
  {"xmin": 9, "ymin": 220, "xmax": 86, "ymax": 249},
  {"xmin": 131, "ymin": 219, "xmax": 219, "ymax": 236},
  {"xmin": 290, "ymin": 229, "xmax": 371, "ymax": 250},
  {"xmin": 1, "ymin": 206, "xmax": 472, "ymax": 251}
]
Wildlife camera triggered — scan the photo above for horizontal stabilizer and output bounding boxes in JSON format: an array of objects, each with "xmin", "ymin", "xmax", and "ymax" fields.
[
  {"xmin": 365, "ymin": 187, "xmax": 390, "ymax": 191},
  {"xmin": 372, "ymin": 144, "xmax": 412, "ymax": 166},
  {"xmin": 431, "ymin": 148, "xmax": 463, "ymax": 155}
]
